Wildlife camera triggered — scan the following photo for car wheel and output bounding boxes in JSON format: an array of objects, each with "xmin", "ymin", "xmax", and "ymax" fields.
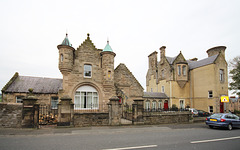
[
  {"xmin": 228, "ymin": 124, "xmax": 233, "ymax": 131},
  {"xmin": 209, "ymin": 125, "xmax": 213, "ymax": 129}
]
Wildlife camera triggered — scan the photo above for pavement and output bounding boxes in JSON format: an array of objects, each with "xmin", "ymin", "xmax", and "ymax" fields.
[{"xmin": 0, "ymin": 122, "xmax": 207, "ymax": 136}]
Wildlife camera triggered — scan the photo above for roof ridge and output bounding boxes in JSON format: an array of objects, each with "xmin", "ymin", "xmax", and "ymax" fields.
[{"xmin": 19, "ymin": 75, "xmax": 62, "ymax": 80}]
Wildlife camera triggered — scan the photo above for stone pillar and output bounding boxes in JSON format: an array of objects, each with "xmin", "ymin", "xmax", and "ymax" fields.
[
  {"xmin": 108, "ymin": 96, "xmax": 122, "ymax": 126},
  {"xmin": 57, "ymin": 95, "xmax": 74, "ymax": 126},
  {"xmin": 22, "ymin": 95, "xmax": 39, "ymax": 128},
  {"xmin": 132, "ymin": 99, "xmax": 144, "ymax": 125}
]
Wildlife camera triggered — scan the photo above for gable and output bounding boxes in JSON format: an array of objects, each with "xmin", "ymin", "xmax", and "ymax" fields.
[{"xmin": 114, "ymin": 63, "xmax": 144, "ymax": 97}]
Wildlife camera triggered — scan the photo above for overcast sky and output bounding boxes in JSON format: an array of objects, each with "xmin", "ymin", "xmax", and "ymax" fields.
[{"xmin": 0, "ymin": 0, "xmax": 239, "ymax": 94}]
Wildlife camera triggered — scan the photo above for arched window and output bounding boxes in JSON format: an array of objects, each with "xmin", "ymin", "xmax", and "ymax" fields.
[
  {"xmin": 74, "ymin": 85, "xmax": 98, "ymax": 110},
  {"xmin": 145, "ymin": 101, "xmax": 150, "ymax": 111}
]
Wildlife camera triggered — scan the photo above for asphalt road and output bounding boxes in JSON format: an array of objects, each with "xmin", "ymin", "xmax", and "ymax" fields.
[{"xmin": 0, "ymin": 123, "xmax": 239, "ymax": 150}]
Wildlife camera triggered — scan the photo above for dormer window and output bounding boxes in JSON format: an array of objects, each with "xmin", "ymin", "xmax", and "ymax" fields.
[{"xmin": 84, "ymin": 64, "xmax": 92, "ymax": 78}]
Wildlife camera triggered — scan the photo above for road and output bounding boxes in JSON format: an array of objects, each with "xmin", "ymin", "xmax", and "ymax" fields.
[{"xmin": 0, "ymin": 123, "xmax": 239, "ymax": 150}]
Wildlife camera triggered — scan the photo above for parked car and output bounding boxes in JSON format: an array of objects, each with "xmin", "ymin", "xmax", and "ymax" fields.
[
  {"xmin": 188, "ymin": 108, "xmax": 198, "ymax": 117},
  {"xmin": 197, "ymin": 110, "xmax": 210, "ymax": 117},
  {"xmin": 206, "ymin": 113, "xmax": 240, "ymax": 130}
]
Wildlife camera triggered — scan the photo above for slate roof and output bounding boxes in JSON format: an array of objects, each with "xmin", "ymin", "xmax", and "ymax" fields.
[
  {"xmin": 166, "ymin": 56, "xmax": 177, "ymax": 64},
  {"xmin": 143, "ymin": 92, "xmax": 169, "ymax": 99},
  {"xmin": 60, "ymin": 33, "xmax": 72, "ymax": 47},
  {"xmin": 4, "ymin": 75, "xmax": 62, "ymax": 94},
  {"xmin": 187, "ymin": 54, "xmax": 218, "ymax": 69}
]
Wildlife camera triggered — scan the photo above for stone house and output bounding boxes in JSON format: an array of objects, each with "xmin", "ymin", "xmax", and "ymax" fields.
[
  {"xmin": 2, "ymin": 33, "xmax": 144, "ymax": 113},
  {"xmin": 146, "ymin": 46, "xmax": 229, "ymax": 113}
]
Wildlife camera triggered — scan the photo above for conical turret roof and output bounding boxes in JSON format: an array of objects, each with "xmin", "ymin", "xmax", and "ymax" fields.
[
  {"xmin": 61, "ymin": 33, "xmax": 72, "ymax": 47},
  {"xmin": 103, "ymin": 40, "xmax": 113, "ymax": 52}
]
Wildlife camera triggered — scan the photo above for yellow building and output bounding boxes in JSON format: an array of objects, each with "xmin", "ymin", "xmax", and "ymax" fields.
[{"xmin": 146, "ymin": 46, "xmax": 228, "ymax": 113}]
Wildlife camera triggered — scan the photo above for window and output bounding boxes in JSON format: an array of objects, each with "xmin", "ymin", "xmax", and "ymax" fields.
[
  {"xmin": 179, "ymin": 100, "xmax": 185, "ymax": 109},
  {"xmin": 209, "ymin": 106, "xmax": 213, "ymax": 113},
  {"xmin": 16, "ymin": 96, "xmax": 24, "ymax": 103},
  {"xmin": 220, "ymin": 69, "xmax": 224, "ymax": 82},
  {"xmin": 51, "ymin": 97, "xmax": 58, "ymax": 109},
  {"xmin": 152, "ymin": 101, "xmax": 156, "ymax": 110},
  {"xmin": 74, "ymin": 86, "xmax": 98, "ymax": 110},
  {"xmin": 145, "ymin": 101, "xmax": 150, "ymax": 110},
  {"xmin": 178, "ymin": 65, "xmax": 181, "ymax": 75},
  {"xmin": 151, "ymin": 88, "xmax": 153, "ymax": 92},
  {"xmin": 162, "ymin": 86, "xmax": 165, "ymax": 93},
  {"xmin": 108, "ymin": 70, "xmax": 111, "ymax": 78},
  {"xmin": 161, "ymin": 70, "xmax": 164, "ymax": 78},
  {"xmin": 208, "ymin": 91, "xmax": 213, "ymax": 98},
  {"xmin": 84, "ymin": 64, "xmax": 92, "ymax": 78},
  {"xmin": 158, "ymin": 100, "xmax": 162, "ymax": 110},
  {"xmin": 60, "ymin": 54, "xmax": 63, "ymax": 62},
  {"xmin": 182, "ymin": 65, "xmax": 186, "ymax": 76}
]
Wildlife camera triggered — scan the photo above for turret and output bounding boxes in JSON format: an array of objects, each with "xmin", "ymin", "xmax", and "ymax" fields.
[
  {"xmin": 101, "ymin": 40, "xmax": 116, "ymax": 86},
  {"xmin": 57, "ymin": 33, "xmax": 75, "ymax": 74}
]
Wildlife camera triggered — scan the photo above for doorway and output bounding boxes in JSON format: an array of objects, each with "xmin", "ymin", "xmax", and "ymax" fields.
[{"xmin": 164, "ymin": 100, "xmax": 169, "ymax": 111}]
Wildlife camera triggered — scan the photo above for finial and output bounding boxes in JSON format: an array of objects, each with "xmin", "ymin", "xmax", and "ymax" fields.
[
  {"xmin": 107, "ymin": 37, "xmax": 109, "ymax": 44},
  {"xmin": 87, "ymin": 33, "xmax": 90, "ymax": 37}
]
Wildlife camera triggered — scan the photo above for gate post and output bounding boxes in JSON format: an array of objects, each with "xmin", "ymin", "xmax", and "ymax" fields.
[
  {"xmin": 22, "ymin": 91, "xmax": 39, "ymax": 128},
  {"xmin": 108, "ymin": 96, "xmax": 122, "ymax": 126},
  {"xmin": 57, "ymin": 95, "xmax": 74, "ymax": 126},
  {"xmin": 132, "ymin": 99, "xmax": 144, "ymax": 125}
]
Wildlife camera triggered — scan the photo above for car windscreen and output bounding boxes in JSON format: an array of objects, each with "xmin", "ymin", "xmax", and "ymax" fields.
[{"xmin": 210, "ymin": 114, "xmax": 223, "ymax": 118}]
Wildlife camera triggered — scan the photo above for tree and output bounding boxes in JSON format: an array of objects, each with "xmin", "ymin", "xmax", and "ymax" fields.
[{"xmin": 229, "ymin": 56, "xmax": 240, "ymax": 96}]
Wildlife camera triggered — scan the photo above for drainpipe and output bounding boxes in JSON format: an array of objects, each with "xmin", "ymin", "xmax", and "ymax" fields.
[
  {"xmin": 190, "ymin": 71, "xmax": 193, "ymax": 108},
  {"xmin": 170, "ymin": 80, "xmax": 172, "ymax": 108}
]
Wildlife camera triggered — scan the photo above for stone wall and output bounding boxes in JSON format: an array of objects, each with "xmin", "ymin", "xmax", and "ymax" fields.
[
  {"xmin": 73, "ymin": 113, "xmax": 109, "ymax": 127},
  {"xmin": 143, "ymin": 111, "xmax": 192, "ymax": 125},
  {"xmin": 0, "ymin": 103, "xmax": 23, "ymax": 128}
]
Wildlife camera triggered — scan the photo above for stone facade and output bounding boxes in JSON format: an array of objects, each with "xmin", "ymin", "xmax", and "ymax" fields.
[
  {"xmin": 146, "ymin": 46, "xmax": 229, "ymax": 113},
  {"xmin": 0, "ymin": 103, "xmax": 23, "ymax": 128}
]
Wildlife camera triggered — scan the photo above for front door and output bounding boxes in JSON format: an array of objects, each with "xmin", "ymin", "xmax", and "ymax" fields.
[
  {"xmin": 164, "ymin": 100, "xmax": 168, "ymax": 111},
  {"xmin": 220, "ymin": 100, "xmax": 224, "ymax": 113}
]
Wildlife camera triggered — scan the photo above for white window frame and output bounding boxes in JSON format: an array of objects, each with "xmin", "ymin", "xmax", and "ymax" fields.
[
  {"xmin": 51, "ymin": 97, "xmax": 58, "ymax": 109},
  {"xmin": 178, "ymin": 65, "xmax": 181, "ymax": 75},
  {"xmin": 60, "ymin": 54, "xmax": 64, "ymax": 62},
  {"xmin": 208, "ymin": 90, "xmax": 213, "ymax": 98},
  {"xmin": 84, "ymin": 64, "xmax": 92, "ymax": 78},
  {"xmin": 16, "ymin": 96, "xmax": 24, "ymax": 103},
  {"xmin": 145, "ymin": 101, "xmax": 150, "ymax": 110},
  {"xmin": 152, "ymin": 101, "xmax": 156, "ymax": 110},
  {"xmin": 209, "ymin": 106, "xmax": 213, "ymax": 113},
  {"xmin": 74, "ymin": 85, "xmax": 99, "ymax": 110},
  {"xmin": 179, "ymin": 99, "xmax": 185, "ymax": 109},
  {"xmin": 158, "ymin": 100, "xmax": 162, "ymax": 109},
  {"xmin": 182, "ymin": 65, "xmax": 186, "ymax": 76},
  {"xmin": 220, "ymin": 69, "xmax": 224, "ymax": 82}
]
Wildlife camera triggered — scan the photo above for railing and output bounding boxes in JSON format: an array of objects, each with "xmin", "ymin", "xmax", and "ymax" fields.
[
  {"xmin": 144, "ymin": 108, "xmax": 189, "ymax": 112},
  {"xmin": 74, "ymin": 103, "xmax": 109, "ymax": 113}
]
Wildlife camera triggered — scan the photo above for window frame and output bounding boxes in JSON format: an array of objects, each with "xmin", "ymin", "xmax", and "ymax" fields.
[
  {"xmin": 182, "ymin": 65, "xmax": 187, "ymax": 76},
  {"xmin": 84, "ymin": 64, "xmax": 92, "ymax": 78},
  {"xmin": 209, "ymin": 106, "xmax": 213, "ymax": 113},
  {"xmin": 178, "ymin": 65, "xmax": 181, "ymax": 76},
  {"xmin": 162, "ymin": 86, "xmax": 165, "ymax": 93},
  {"xmin": 51, "ymin": 97, "xmax": 58, "ymax": 109},
  {"xmin": 16, "ymin": 96, "xmax": 24, "ymax": 103},
  {"xmin": 219, "ymin": 69, "xmax": 224, "ymax": 82},
  {"xmin": 208, "ymin": 90, "xmax": 213, "ymax": 98},
  {"xmin": 74, "ymin": 86, "xmax": 99, "ymax": 110}
]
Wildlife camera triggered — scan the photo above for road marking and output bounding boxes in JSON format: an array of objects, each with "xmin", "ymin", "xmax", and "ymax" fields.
[
  {"xmin": 102, "ymin": 145, "xmax": 157, "ymax": 150},
  {"xmin": 191, "ymin": 136, "xmax": 240, "ymax": 144}
]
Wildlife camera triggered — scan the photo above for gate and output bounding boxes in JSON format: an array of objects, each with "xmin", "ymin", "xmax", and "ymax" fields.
[{"xmin": 39, "ymin": 104, "xmax": 58, "ymax": 125}]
